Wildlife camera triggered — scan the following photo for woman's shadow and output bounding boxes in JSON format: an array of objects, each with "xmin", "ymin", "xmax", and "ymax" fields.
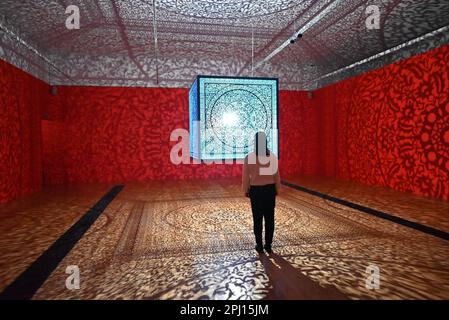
[{"xmin": 258, "ymin": 252, "xmax": 348, "ymax": 300}]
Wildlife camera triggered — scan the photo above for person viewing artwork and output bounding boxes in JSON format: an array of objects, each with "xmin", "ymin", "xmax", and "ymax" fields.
[{"xmin": 242, "ymin": 131, "xmax": 281, "ymax": 254}]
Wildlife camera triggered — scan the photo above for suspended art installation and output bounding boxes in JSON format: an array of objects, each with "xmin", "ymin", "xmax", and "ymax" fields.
[{"xmin": 189, "ymin": 76, "xmax": 278, "ymax": 160}]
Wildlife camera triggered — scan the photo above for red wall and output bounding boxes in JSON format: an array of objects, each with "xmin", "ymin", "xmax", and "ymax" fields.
[
  {"xmin": 42, "ymin": 87, "xmax": 310, "ymax": 184},
  {"xmin": 3, "ymin": 43, "xmax": 447, "ymax": 203},
  {"xmin": 312, "ymin": 44, "xmax": 449, "ymax": 200},
  {"xmin": 42, "ymin": 44, "xmax": 449, "ymax": 201},
  {"xmin": 0, "ymin": 59, "xmax": 48, "ymax": 203}
]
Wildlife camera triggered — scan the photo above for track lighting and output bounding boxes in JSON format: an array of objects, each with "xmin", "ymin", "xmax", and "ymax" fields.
[{"xmin": 290, "ymin": 33, "xmax": 302, "ymax": 45}]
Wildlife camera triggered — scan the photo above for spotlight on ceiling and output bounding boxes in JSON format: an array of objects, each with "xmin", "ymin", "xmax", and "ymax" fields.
[{"xmin": 290, "ymin": 33, "xmax": 302, "ymax": 44}]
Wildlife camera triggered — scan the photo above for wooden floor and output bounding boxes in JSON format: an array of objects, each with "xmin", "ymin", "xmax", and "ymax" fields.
[
  {"xmin": 284, "ymin": 176, "xmax": 449, "ymax": 233},
  {"xmin": 0, "ymin": 184, "xmax": 111, "ymax": 292},
  {"xmin": 0, "ymin": 178, "xmax": 448, "ymax": 300}
]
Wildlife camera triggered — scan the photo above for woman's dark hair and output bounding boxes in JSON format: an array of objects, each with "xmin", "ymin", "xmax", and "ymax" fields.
[{"xmin": 255, "ymin": 131, "xmax": 270, "ymax": 156}]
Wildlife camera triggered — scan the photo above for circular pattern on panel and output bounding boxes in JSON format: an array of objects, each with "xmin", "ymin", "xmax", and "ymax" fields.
[
  {"xmin": 158, "ymin": 0, "xmax": 299, "ymax": 19},
  {"xmin": 208, "ymin": 88, "xmax": 269, "ymax": 151}
]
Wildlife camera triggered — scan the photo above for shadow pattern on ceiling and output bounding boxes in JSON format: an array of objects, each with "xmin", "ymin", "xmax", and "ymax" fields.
[{"xmin": 0, "ymin": 0, "xmax": 448, "ymax": 89}]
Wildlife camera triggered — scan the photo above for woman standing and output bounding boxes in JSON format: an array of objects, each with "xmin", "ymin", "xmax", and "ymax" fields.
[{"xmin": 242, "ymin": 132, "xmax": 280, "ymax": 254}]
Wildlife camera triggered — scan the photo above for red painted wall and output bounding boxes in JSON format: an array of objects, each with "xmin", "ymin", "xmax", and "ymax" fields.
[
  {"xmin": 313, "ymin": 44, "xmax": 449, "ymax": 200},
  {"xmin": 279, "ymin": 91, "xmax": 313, "ymax": 177},
  {"xmin": 0, "ymin": 59, "xmax": 48, "ymax": 203},
  {"xmin": 4, "ymin": 43, "xmax": 444, "ymax": 202},
  {"xmin": 42, "ymin": 44, "xmax": 449, "ymax": 201},
  {"xmin": 42, "ymin": 87, "xmax": 310, "ymax": 184},
  {"xmin": 42, "ymin": 120, "xmax": 66, "ymax": 185}
]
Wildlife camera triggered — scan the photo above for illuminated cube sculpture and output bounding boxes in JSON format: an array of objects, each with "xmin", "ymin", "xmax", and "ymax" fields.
[{"xmin": 189, "ymin": 76, "xmax": 278, "ymax": 160}]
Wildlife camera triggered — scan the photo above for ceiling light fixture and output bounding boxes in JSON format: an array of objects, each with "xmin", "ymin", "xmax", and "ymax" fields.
[{"xmin": 254, "ymin": 0, "xmax": 342, "ymax": 69}]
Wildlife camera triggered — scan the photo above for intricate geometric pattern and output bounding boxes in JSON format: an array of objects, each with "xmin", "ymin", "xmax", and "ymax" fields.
[
  {"xmin": 0, "ymin": 59, "xmax": 47, "ymax": 204},
  {"xmin": 42, "ymin": 86, "xmax": 244, "ymax": 184},
  {"xmin": 4, "ymin": 180, "xmax": 443, "ymax": 300},
  {"xmin": 275, "ymin": 44, "xmax": 449, "ymax": 201},
  {"xmin": 42, "ymin": 85, "xmax": 304, "ymax": 185},
  {"xmin": 39, "ymin": 44, "xmax": 449, "ymax": 201},
  {"xmin": 158, "ymin": 0, "xmax": 300, "ymax": 19},
  {"xmin": 327, "ymin": 43, "xmax": 449, "ymax": 200},
  {"xmin": 1, "ymin": 1, "xmax": 449, "ymax": 89},
  {"xmin": 190, "ymin": 76, "xmax": 278, "ymax": 159},
  {"xmin": 0, "ymin": 184, "xmax": 110, "ymax": 290},
  {"xmin": 0, "ymin": 40, "xmax": 428, "ymax": 205}
]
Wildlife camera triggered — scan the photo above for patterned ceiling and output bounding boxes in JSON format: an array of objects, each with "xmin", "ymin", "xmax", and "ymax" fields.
[{"xmin": 0, "ymin": 0, "xmax": 448, "ymax": 89}]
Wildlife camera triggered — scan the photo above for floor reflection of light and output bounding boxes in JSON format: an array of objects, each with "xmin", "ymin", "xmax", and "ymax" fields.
[
  {"xmin": 26, "ymin": 180, "xmax": 449, "ymax": 300},
  {"xmin": 185, "ymin": 251, "xmax": 271, "ymax": 300},
  {"xmin": 269, "ymin": 257, "xmax": 282, "ymax": 269}
]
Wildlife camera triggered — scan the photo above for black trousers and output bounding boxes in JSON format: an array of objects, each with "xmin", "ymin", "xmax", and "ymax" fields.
[{"xmin": 249, "ymin": 184, "xmax": 276, "ymax": 247}]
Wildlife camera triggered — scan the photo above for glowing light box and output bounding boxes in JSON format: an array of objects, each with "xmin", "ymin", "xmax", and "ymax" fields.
[{"xmin": 189, "ymin": 76, "xmax": 278, "ymax": 160}]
